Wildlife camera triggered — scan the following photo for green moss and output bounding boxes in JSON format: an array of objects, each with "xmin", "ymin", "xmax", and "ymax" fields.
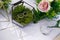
[{"xmin": 12, "ymin": 4, "xmax": 33, "ymax": 26}]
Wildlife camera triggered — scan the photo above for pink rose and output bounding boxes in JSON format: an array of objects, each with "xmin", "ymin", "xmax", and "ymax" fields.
[{"xmin": 38, "ymin": 0, "xmax": 50, "ymax": 12}]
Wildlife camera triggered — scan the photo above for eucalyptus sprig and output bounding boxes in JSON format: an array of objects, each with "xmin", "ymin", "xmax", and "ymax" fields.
[{"xmin": 0, "ymin": 0, "xmax": 11, "ymax": 10}]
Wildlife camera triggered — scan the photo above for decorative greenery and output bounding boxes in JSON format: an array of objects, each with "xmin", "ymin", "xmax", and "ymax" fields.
[
  {"xmin": 33, "ymin": 9, "xmax": 46, "ymax": 23},
  {"xmin": 33, "ymin": 0, "xmax": 60, "ymax": 23},
  {"xmin": 12, "ymin": 4, "xmax": 33, "ymax": 26},
  {"xmin": 0, "ymin": 0, "xmax": 11, "ymax": 10},
  {"xmin": 36, "ymin": 0, "xmax": 41, "ymax": 4}
]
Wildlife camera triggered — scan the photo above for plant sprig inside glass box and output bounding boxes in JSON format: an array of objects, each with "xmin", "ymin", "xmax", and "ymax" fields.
[{"xmin": 12, "ymin": 0, "xmax": 34, "ymax": 27}]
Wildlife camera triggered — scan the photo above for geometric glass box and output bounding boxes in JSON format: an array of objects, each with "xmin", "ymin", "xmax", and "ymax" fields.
[{"xmin": 12, "ymin": 0, "xmax": 34, "ymax": 27}]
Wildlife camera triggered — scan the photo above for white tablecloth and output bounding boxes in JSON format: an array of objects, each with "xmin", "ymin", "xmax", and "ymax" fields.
[{"xmin": 0, "ymin": 0, "xmax": 60, "ymax": 40}]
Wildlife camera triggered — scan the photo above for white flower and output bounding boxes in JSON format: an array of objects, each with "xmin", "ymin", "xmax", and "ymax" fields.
[{"xmin": 38, "ymin": 0, "xmax": 50, "ymax": 12}]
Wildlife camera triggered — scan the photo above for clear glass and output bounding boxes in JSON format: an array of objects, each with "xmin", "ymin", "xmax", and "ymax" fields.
[
  {"xmin": 40, "ymin": 15, "xmax": 60, "ymax": 35},
  {"xmin": 0, "ymin": 9, "xmax": 10, "ymax": 22},
  {"xmin": 0, "ymin": 9, "xmax": 10, "ymax": 30},
  {"xmin": 40, "ymin": 25, "xmax": 53, "ymax": 35}
]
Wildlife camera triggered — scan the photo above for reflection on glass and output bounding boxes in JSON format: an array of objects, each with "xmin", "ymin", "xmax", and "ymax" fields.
[
  {"xmin": 0, "ymin": 9, "xmax": 10, "ymax": 22},
  {"xmin": 40, "ymin": 26, "xmax": 52, "ymax": 35}
]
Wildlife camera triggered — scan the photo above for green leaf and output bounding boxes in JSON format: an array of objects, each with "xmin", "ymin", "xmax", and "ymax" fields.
[
  {"xmin": 46, "ymin": 8, "xmax": 57, "ymax": 19},
  {"xmin": 2, "ymin": 0, "xmax": 11, "ymax": 2},
  {"xmin": 36, "ymin": 0, "xmax": 41, "ymax": 3},
  {"xmin": 0, "ymin": 0, "xmax": 11, "ymax": 10},
  {"xmin": 51, "ymin": 1, "xmax": 60, "ymax": 13},
  {"xmin": 33, "ymin": 9, "xmax": 39, "ymax": 23},
  {"xmin": 33, "ymin": 9, "xmax": 46, "ymax": 23}
]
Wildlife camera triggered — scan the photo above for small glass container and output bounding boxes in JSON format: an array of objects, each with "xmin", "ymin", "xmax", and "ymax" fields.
[
  {"xmin": 11, "ymin": 0, "xmax": 34, "ymax": 27},
  {"xmin": 40, "ymin": 18, "xmax": 60, "ymax": 35}
]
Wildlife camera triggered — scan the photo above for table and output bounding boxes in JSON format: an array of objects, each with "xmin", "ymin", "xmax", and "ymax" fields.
[{"xmin": 0, "ymin": 0, "xmax": 60, "ymax": 40}]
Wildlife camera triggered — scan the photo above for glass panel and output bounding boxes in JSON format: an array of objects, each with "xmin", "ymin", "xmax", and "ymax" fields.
[
  {"xmin": 0, "ymin": 9, "xmax": 9, "ymax": 22},
  {"xmin": 0, "ymin": 9, "xmax": 10, "ymax": 30}
]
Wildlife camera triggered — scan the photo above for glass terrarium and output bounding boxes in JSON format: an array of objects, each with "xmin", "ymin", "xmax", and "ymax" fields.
[
  {"xmin": 40, "ymin": 16, "xmax": 60, "ymax": 35},
  {"xmin": 12, "ymin": 0, "xmax": 34, "ymax": 27}
]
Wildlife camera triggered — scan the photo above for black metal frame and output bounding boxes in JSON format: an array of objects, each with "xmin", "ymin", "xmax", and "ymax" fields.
[
  {"xmin": 12, "ymin": 0, "xmax": 34, "ymax": 10},
  {"xmin": 12, "ymin": 0, "xmax": 34, "ymax": 27}
]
